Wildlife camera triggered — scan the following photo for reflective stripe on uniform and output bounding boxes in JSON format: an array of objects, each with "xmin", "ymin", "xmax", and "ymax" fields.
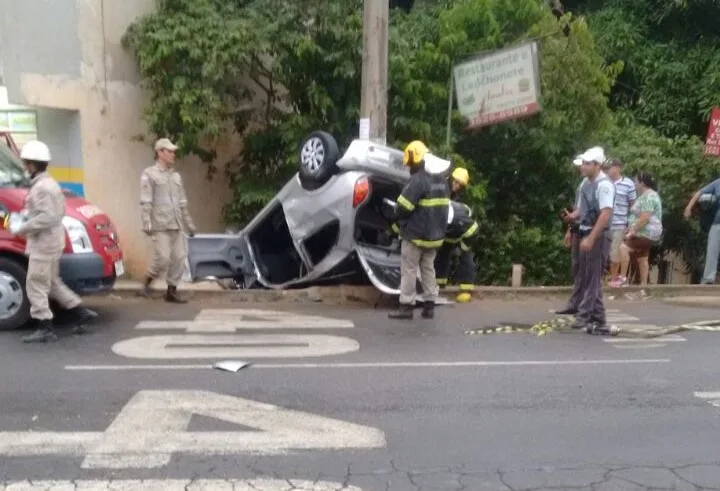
[
  {"xmin": 459, "ymin": 283, "xmax": 474, "ymax": 291},
  {"xmin": 397, "ymin": 195, "xmax": 415, "ymax": 211},
  {"xmin": 391, "ymin": 223, "xmax": 400, "ymax": 234},
  {"xmin": 418, "ymin": 197, "xmax": 450, "ymax": 207},
  {"xmin": 437, "ymin": 278, "xmax": 448, "ymax": 285},
  {"xmin": 411, "ymin": 238, "xmax": 444, "ymax": 248},
  {"xmin": 462, "ymin": 222, "xmax": 479, "ymax": 238},
  {"xmin": 460, "ymin": 241, "xmax": 470, "ymax": 251}
]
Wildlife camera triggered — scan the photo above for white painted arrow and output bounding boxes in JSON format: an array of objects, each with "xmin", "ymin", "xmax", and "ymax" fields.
[{"xmin": 0, "ymin": 390, "xmax": 385, "ymax": 469}]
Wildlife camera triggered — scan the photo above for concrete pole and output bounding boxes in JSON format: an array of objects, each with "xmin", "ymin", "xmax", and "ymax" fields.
[{"xmin": 359, "ymin": 0, "xmax": 389, "ymax": 146}]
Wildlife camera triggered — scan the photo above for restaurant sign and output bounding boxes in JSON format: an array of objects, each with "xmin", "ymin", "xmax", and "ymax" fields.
[{"xmin": 453, "ymin": 41, "xmax": 541, "ymax": 128}]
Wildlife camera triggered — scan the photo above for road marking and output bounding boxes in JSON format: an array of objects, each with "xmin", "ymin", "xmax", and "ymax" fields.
[
  {"xmin": 694, "ymin": 391, "xmax": 720, "ymax": 408},
  {"xmin": 137, "ymin": 309, "xmax": 355, "ymax": 332},
  {"xmin": 0, "ymin": 479, "xmax": 363, "ymax": 490},
  {"xmin": 604, "ymin": 335, "xmax": 687, "ymax": 343},
  {"xmin": 112, "ymin": 334, "xmax": 360, "ymax": 359},
  {"xmin": 66, "ymin": 359, "xmax": 671, "ymax": 371},
  {"xmin": 0, "ymin": 390, "xmax": 385, "ymax": 469},
  {"xmin": 115, "ymin": 309, "xmax": 358, "ymax": 360},
  {"xmin": 600, "ymin": 310, "xmax": 686, "ymax": 349}
]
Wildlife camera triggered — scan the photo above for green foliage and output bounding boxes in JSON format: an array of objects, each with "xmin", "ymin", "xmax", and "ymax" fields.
[
  {"xmin": 577, "ymin": 0, "xmax": 720, "ymax": 138},
  {"xmin": 125, "ymin": 0, "xmax": 676, "ymax": 286}
]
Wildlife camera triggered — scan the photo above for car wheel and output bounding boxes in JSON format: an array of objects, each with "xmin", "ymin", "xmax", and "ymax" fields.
[
  {"xmin": 0, "ymin": 257, "xmax": 30, "ymax": 331},
  {"xmin": 298, "ymin": 131, "xmax": 340, "ymax": 188}
]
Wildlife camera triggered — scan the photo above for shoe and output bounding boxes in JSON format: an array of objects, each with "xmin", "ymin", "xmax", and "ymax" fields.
[
  {"xmin": 69, "ymin": 307, "xmax": 99, "ymax": 335},
  {"xmin": 555, "ymin": 307, "xmax": 577, "ymax": 315},
  {"xmin": 585, "ymin": 322, "xmax": 619, "ymax": 336},
  {"xmin": 571, "ymin": 318, "xmax": 589, "ymax": 329},
  {"xmin": 388, "ymin": 304, "xmax": 414, "ymax": 320},
  {"xmin": 165, "ymin": 285, "xmax": 188, "ymax": 304},
  {"xmin": 420, "ymin": 301, "xmax": 435, "ymax": 319},
  {"xmin": 609, "ymin": 276, "xmax": 628, "ymax": 288},
  {"xmin": 137, "ymin": 276, "xmax": 153, "ymax": 298},
  {"xmin": 455, "ymin": 292, "xmax": 472, "ymax": 303},
  {"xmin": 22, "ymin": 320, "xmax": 58, "ymax": 343}
]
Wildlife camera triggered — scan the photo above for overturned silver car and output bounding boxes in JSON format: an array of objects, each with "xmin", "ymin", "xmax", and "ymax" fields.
[{"xmin": 186, "ymin": 131, "xmax": 451, "ymax": 294}]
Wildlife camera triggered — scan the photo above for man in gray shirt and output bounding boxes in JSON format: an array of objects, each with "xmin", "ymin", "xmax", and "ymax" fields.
[{"xmin": 558, "ymin": 147, "xmax": 616, "ymax": 333}]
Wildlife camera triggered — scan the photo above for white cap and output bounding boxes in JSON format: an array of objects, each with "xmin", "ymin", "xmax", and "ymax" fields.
[
  {"xmin": 572, "ymin": 155, "xmax": 583, "ymax": 166},
  {"xmin": 579, "ymin": 146, "xmax": 605, "ymax": 164},
  {"xmin": 154, "ymin": 138, "xmax": 178, "ymax": 152},
  {"xmin": 20, "ymin": 140, "xmax": 51, "ymax": 162}
]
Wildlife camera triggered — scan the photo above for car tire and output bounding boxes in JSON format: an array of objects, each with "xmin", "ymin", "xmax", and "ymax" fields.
[
  {"xmin": 298, "ymin": 131, "xmax": 340, "ymax": 188},
  {"xmin": 0, "ymin": 257, "xmax": 30, "ymax": 331}
]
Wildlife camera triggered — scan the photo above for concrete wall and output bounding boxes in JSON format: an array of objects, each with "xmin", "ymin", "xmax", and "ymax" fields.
[{"xmin": 0, "ymin": 0, "xmax": 233, "ymax": 278}]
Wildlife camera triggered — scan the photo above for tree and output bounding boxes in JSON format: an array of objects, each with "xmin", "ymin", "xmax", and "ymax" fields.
[{"xmin": 124, "ymin": 0, "xmax": 617, "ymax": 285}]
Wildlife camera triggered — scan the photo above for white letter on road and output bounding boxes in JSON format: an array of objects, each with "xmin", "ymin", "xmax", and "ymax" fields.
[{"xmin": 111, "ymin": 334, "xmax": 360, "ymax": 359}]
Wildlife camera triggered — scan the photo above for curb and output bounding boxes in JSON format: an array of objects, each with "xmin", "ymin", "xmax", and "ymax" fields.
[{"xmin": 105, "ymin": 281, "xmax": 720, "ymax": 305}]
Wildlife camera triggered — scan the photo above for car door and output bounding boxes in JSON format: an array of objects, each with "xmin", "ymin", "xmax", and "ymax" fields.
[{"xmin": 185, "ymin": 233, "xmax": 248, "ymax": 282}]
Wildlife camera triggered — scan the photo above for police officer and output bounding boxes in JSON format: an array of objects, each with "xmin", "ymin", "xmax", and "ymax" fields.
[
  {"xmin": 11, "ymin": 140, "xmax": 98, "ymax": 343},
  {"xmin": 569, "ymin": 146, "xmax": 615, "ymax": 333},
  {"xmin": 388, "ymin": 141, "xmax": 450, "ymax": 320},
  {"xmin": 435, "ymin": 168, "xmax": 479, "ymax": 302},
  {"xmin": 139, "ymin": 138, "xmax": 196, "ymax": 303}
]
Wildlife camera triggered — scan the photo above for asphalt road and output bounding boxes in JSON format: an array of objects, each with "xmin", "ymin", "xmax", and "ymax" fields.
[{"xmin": 2, "ymin": 295, "xmax": 720, "ymax": 490}]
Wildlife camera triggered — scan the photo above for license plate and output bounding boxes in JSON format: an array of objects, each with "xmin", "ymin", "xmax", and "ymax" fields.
[{"xmin": 114, "ymin": 260, "xmax": 125, "ymax": 277}]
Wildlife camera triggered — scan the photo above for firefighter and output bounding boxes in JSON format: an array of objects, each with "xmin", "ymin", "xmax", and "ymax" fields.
[
  {"xmin": 139, "ymin": 138, "xmax": 196, "ymax": 303},
  {"xmin": 388, "ymin": 140, "xmax": 450, "ymax": 320},
  {"xmin": 435, "ymin": 168, "xmax": 478, "ymax": 303},
  {"xmin": 10, "ymin": 140, "xmax": 98, "ymax": 343}
]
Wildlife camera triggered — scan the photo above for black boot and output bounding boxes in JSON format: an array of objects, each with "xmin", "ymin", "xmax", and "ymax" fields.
[
  {"xmin": 421, "ymin": 301, "xmax": 435, "ymax": 319},
  {"xmin": 555, "ymin": 307, "xmax": 578, "ymax": 315},
  {"xmin": 137, "ymin": 276, "xmax": 153, "ymax": 298},
  {"xmin": 388, "ymin": 304, "xmax": 414, "ymax": 320},
  {"xmin": 69, "ymin": 306, "xmax": 99, "ymax": 335},
  {"xmin": 165, "ymin": 285, "xmax": 188, "ymax": 304},
  {"xmin": 22, "ymin": 320, "xmax": 58, "ymax": 343}
]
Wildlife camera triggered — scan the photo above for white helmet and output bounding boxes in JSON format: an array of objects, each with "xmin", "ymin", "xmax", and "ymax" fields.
[{"xmin": 20, "ymin": 140, "xmax": 51, "ymax": 162}]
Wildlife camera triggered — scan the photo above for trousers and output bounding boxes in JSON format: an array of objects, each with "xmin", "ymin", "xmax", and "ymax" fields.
[
  {"xmin": 565, "ymin": 232, "xmax": 582, "ymax": 310},
  {"xmin": 145, "ymin": 230, "xmax": 187, "ymax": 286},
  {"xmin": 435, "ymin": 242, "xmax": 476, "ymax": 289},
  {"xmin": 27, "ymin": 252, "xmax": 82, "ymax": 321},
  {"xmin": 702, "ymin": 224, "xmax": 720, "ymax": 284},
  {"xmin": 399, "ymin": 240, "xmax": 439, "ymax": 305},
  {"xmin": 576, "ymin": 231, "xmax": 609, "ymax": 323}
]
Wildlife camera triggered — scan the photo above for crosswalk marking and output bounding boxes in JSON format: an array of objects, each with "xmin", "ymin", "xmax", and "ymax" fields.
[
  {"xmin": 600, "ymin": 309, "xmax": 686, "ymax": 349},
  {"xmin": 695, "ymin": 392, "xmax": 720, "ymax": 408}
]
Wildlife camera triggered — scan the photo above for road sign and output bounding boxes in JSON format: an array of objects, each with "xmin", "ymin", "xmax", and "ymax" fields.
[
  {"xmin": 705, "ymin": 107, "xmax": 720, "ymax": 157},
  {"xmin": 0, "ymin": 390, "xmax": 386, "ymax": 469}
]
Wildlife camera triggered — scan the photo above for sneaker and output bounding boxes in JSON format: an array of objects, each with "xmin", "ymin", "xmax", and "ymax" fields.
[{"xmin": 609, "ymin": 276, "xmax": 627, "ymax": 288}]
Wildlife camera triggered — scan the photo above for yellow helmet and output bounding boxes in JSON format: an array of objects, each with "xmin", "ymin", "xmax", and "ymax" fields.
[
  {"xmin": 452, "ymin": 167, "xmax": 470, "ymax": 187},
  {"xmin": 403, "ymin": 140, "xmax": 429, "ymax": 166}
]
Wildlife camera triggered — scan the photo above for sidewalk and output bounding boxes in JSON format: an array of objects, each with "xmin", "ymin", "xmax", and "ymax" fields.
[{"xmin": 110, "ymin": 279, "xmax": 720, "ymax": 306}]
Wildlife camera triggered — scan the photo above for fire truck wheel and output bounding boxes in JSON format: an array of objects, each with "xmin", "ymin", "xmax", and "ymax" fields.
[{"xmin": 0, "ymin": 257, "xmax": 31, "ymax": 331}]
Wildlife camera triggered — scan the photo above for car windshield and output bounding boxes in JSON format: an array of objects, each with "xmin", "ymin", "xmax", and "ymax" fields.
[{"xmin": 0, "ymin": 143, "xmax": 30, "ymax": 188}]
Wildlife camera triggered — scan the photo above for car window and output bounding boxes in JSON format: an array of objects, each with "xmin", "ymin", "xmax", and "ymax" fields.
[{"xmin": 0, "ymin": 144, "xmax": 30, "ymax": 188}]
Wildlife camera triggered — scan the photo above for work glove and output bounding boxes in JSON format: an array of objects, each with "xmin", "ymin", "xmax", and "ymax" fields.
[{"xmin": 187, "ymin": 225, "xmax": 196, "ymax": 238}]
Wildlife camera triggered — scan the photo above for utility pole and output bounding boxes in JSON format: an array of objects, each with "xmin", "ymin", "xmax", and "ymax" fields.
[{"xmin": 359, "ymin": 0, "xmax": 389, "ymax": 146}]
